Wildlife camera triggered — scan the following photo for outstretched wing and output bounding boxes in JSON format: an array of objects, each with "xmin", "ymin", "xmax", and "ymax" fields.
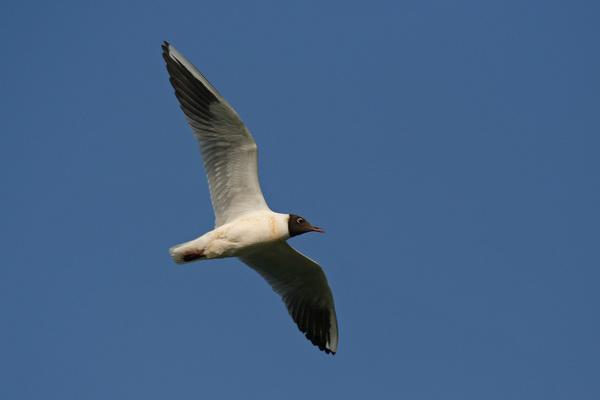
[
  {"xmin": 162, "ymin": 42, "xmax": 269, "ymax": 227},
  {"xmin": 240, "ymin": 242, "xmax": 339, "ymax": 354}
]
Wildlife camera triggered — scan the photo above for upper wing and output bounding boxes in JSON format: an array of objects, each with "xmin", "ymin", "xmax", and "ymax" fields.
[
  {"xmin": 162, "ymin": 42, "xmax": 270, "ymax": 227},
  {"xmin": 240, "ymin": 242, "xmax": 339, "ymax": 354}
]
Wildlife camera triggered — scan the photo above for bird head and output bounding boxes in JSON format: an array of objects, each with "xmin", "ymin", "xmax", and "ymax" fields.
[{"xmin": 288, "ymin": 214, "xmax": 324, "ymax": 237}]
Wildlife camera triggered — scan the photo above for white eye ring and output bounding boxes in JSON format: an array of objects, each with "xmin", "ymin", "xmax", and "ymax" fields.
[{"xmin": 296, "ymin": 217, "xmax": 304, "ymax": 224}]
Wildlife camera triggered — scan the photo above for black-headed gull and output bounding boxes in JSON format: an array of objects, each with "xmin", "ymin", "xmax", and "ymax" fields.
[{"xmin": 162, "ymin": 42, "xmax": 338, "ymax": 355}]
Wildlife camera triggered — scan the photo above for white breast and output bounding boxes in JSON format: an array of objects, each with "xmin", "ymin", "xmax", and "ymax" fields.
[{"xmin": 203, "ymin": 211, "xmax": 289, "ymax": 258}]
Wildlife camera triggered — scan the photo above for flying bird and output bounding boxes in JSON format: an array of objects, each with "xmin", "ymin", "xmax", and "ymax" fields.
[{"xmin": 161, "ymin": 42, "xmax": 338, "ymax": 354}]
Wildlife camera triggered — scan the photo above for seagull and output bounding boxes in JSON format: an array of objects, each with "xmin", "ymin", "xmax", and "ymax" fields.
[{"xmin": 161, "ymin": 42, "xmax": 339, "ymax": 355}]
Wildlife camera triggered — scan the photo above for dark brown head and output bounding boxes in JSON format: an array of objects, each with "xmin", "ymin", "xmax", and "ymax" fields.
[{"xmin": 288, "ymin": 214, "xmax": 325, "ymax": 238}]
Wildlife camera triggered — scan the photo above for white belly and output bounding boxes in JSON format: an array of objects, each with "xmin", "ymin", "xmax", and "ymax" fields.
[{"xmin": 199, "ymin": 211, "xmax": 289, "ymax": 259}]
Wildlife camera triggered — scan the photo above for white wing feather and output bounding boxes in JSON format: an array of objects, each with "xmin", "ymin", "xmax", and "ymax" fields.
[{"xmin": 162, "ymin": 42, "xmax": 269, "ymax": 226}]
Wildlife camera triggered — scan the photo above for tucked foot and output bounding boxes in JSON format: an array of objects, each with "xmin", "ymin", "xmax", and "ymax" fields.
[
  {"xmin": 181, "ymin": 250, "xmax": 205, "ymax": 263},
  {"xmin": 170, "ymin": 245, "xmax": 206, "ymax": 264}
]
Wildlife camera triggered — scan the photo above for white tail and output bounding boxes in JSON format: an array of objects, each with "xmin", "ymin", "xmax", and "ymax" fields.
[{"xmin": 169, "ymin": 240, "xmax": 206, "ymax": 264}]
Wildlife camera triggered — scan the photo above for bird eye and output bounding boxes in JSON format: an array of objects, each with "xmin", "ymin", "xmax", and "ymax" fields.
[{"xmin": 296, "ymin": 217, "xmax": 304, "ymax": 224}]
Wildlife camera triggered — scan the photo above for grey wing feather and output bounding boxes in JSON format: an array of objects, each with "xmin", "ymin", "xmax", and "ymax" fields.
[
  {"xmin": 240, "ymin": 242, "xmax": 339, "ymax": 354},
  {"xmin": 162, "ymin": 42, "xmax": 269, "ymax": 226}
]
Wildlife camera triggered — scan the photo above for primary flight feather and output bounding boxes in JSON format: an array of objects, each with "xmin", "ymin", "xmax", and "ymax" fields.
[{"xmin": 162, "ymin": 42, "xmax": 338, "ymax": 354}]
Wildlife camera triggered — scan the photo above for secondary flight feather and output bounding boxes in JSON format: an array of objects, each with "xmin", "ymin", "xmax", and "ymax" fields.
[{"xmin": 162, "ymin": 42, "xmax": 338, "ymax": 354}]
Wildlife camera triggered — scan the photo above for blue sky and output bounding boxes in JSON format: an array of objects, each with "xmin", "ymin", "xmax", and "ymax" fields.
[{"xmin": 1, "ymin": 0, "xmax": 599, "ymax": 398}]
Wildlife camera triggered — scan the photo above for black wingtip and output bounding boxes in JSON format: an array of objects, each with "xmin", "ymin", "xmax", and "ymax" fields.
[
  {"xmin": 161, "ymin": 41, "xmax": 170, "ymax": 53},
  {"xmin": 304, "ymin": 332, "xmax": 336, "ymax": 355}
]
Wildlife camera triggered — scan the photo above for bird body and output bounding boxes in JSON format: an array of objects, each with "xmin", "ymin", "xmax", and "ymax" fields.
[
  {"xmin": 162, "ymin": 41, "xmax": 339, "ymax": 354},
  {"xmin": 170, "ymin": 210, "xmax": 290, "ymax": 262}
]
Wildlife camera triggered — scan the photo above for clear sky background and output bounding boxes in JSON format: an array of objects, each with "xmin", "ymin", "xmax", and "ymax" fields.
[{"xmin": 1, "ymin": 1, "xmax": 599, "ymax": 399}]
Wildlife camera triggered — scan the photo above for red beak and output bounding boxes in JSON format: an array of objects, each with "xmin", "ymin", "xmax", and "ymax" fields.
[{"xmin": 311, "ymin": 226, "xmax": 325, "ymax": 233}]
